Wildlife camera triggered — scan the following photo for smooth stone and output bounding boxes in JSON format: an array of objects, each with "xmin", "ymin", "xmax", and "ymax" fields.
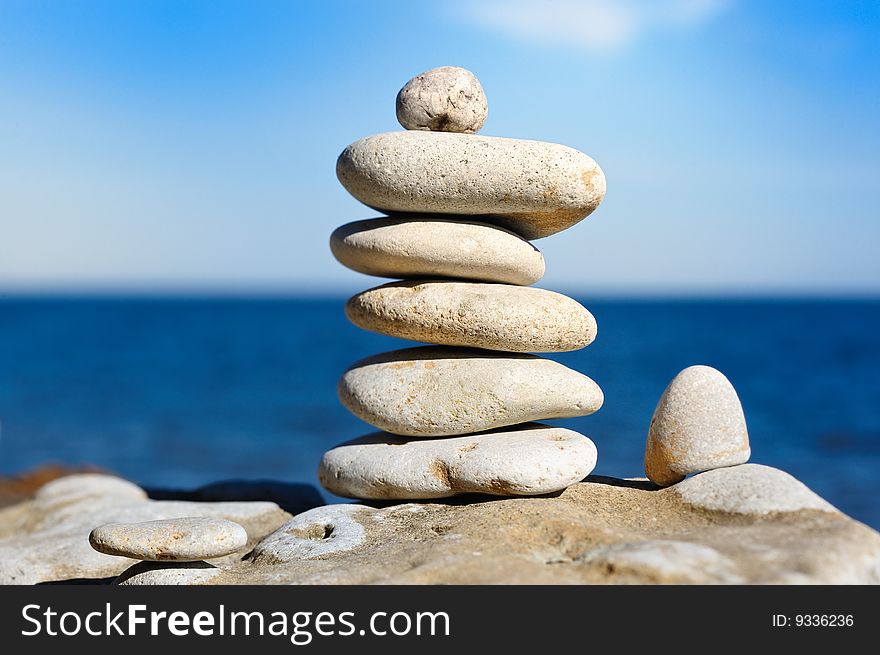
[
  {"xmin": 671, "ymin": 464, "xmax": 838, "ymax": 515},
  {"xmin": 339, "ymin": 346, "xmax": 603, "ymax": 436},
  {"xmin": 318, "ymin": 424, "xmax": 598, "ymax": 500},
  {"xmin": 330, "ymin": 217, "xmax": 544, "ymax": 285},
  {"xmin": 396, "ymin": 66, "xmax": 488, "ymax": 133},
  {"xmin": 35, "ymin": 474, "xmax": 147, "ymax": 504},
  {"xmin": 336, "ymin": 131, "xmax": 606, "ymax": 239},
  {"xmin": 115, "ymin": 561, "xmax": 221, "ymax": 586},
  {"xmin": 645, "ymin": 365, "xmax": 751, "ymax": 486},
  {"xmin": 345, "ymin": 280, "xmax": 597, "ymax": 352},
  {"xmin": 251, "ymin": 505, "xmax": 372, "ymax": 563},
  {"xmin": 89, "ymin": 517, "xmax": 249, "ymax": 562}
]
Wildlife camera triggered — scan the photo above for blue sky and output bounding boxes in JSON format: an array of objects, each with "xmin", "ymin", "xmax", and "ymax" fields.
[{"xmin": 0, "ymin": 0, "xmax": 878, "ymax": 295}]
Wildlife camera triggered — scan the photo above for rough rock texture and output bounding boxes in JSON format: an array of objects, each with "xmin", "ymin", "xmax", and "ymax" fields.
[
  {"xmin": 0, "ymin": 474, "xmax": 291, "ymax": 584},
  {"xmin": 336, "ymin": 131, "xmax": 606, "ymax": 239},
  {"xmin": 339, "ymin": 347, "xmax": 603, "ymax": 436},
  {"xmin": 251, "ymin": 505, "xmax": 370, "ymax": 563},
  {"xmin": 645, "ymin": 365, "xmax": 751, "ymax": 486},
  {"xmin": 89, "ymin": 517, "xmax": 248, "ymax": 562},
  {"xmin": 319, "ymin": 425, "xmax": 598, "ymax": 500},
  {"xmin": 217, "ymin": 465, "xmax": 880, "ymax": 584},
  {"xmin": 346, "ymin": 280, "xmax": 597, "ymax": 352},
  {"xmin": 396, "ymin": 66, "xmax": 488, "ymax": 133},
  {"xmin": 330, "ymin": 217, "xmax": 545, "ymax": 285},
  {"xmin": 3, "ymin": 467, "xmax": 879, "ymax": 584}
]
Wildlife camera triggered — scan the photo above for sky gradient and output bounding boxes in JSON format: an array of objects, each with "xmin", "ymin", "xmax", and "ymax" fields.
[{"xmin": 1, "ymin": 0, "xmax": 878, "ymax": 296}]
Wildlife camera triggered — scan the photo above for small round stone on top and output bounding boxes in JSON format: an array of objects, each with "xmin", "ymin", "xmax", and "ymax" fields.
[{"xmin": 396, "ymin": 66, "xmax": 488, "ymax": 133}]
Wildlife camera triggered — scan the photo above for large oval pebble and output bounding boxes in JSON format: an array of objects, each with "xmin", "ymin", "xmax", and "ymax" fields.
[
  {"xmin": 336, "ymin": 131, "xmax": 606, "ymax": 239},
  {"xmin": 89, "ymin": 517, "xmax": 248, "ymax": 562},
  {"xmin": 345, "ymin": 280, "xmax": 596, "ymax": 352},
  {"xmin": 339, "ymin": 346, "xmax": 603, "ymax": 436},
  {"xmin": 330, "ymin": 217, "xmax": 544, "ymax": 285},
  {"xmin": 645, "ymin": 366, "xmax": 750, "ymax": 487},
  {"xmin": 319, "ymin": 424, "xmax": 598, "ymax": 499}
]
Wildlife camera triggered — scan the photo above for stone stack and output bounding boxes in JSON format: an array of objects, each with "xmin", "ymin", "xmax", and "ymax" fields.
[{"xmin": 320, "ymin": 66, "xmax": 607, "ymax": 500}]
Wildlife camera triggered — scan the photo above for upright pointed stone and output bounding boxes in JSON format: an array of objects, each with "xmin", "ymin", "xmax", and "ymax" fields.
[{"xmin": 645, "ymin": 365, "xmax": 750, "ymax": 487}]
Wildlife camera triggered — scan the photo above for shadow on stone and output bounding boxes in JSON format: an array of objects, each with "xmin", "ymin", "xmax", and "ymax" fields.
[
  {"xmin": 114, "ymin": 560, "xmax": 219, "ymax": 586},
  {"xmin": 38, "ymin": 576, "xmax": 115, "ymax": 585},
  {"xmin": 584, "ymin": 475, "xmax": 661, "ymax": 491},
  {"xmin": 145, "ymin": 479, "xmax": 324, "ymax": 515}
]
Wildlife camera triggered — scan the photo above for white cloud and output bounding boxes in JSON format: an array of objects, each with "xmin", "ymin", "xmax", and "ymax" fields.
[{"xmin": 461, "ymin": 0, "xmax": 730, "ymax": 53}]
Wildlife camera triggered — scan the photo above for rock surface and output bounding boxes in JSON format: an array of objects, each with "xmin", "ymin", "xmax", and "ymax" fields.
[
  {"xmin": 396, "ymin": 66, "xmax": 488, "ymax": 133},
  {"xmin": 671, "ymin": 464, "xmax": 837, "ymax": 515},
  {"xmin": 1, "ymin": 468, "xmax": 879, "ymax": 584},
  {"xmin": 89, "ymin": 517, "xmax": 248, "ymax": 562},
  {"xmin": 319, "ymin": 424, "xmax": 598, "ymax": 499},
  {"xmin": 330, "ymin": 217, "xmax": 544, "ymax": 285},
  {"xmin": 339, "ymin": 347, "xmax": 603, "ymax": 436},
  {"xmin": 115, "ymin": 561, "xmax": 221, "ymax": 586},
  {"xmin": 336, "ymin": 131, "xmax": 606, "ymax": 239},
  {"xmin": 0, "ymin": 474, "xmax": 291, "ymax": 584},
  {"xmin": 645, "ymin": 365, "xmax": 751, "ymax": 486},
  {"xmin": 346, "ymin": 280, "xmax": 597, "ymax": 352}
]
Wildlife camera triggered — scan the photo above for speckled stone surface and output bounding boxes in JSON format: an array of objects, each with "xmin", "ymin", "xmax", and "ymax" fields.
[
  {"xmin": 89, "ymin": 517, "xmax": 249, "ymax": 562},
  {"xmin": 645, "ymin": 365, "xmax": 751, "ymax": 486},
  {"xmin": 396, "ymin": 66, "xmax": 488, "ymax": 133},
  {"xmin": 339, "ymin": 346, "xmax": 603, "ymax": 436},
  {"xmin": 345, "ymin": 280, "xmax": 597, "ymax": 352},
  {"xmin": 671, "ymin": 464, "xmax": 838, "ymax": 515},
  {"xmin": 330, "ymin": 217, "xmax": 545, "ymax": 285},
  {"xmin": 336, "ymin": 131, "xmax": 606, "ymax": 239},
  {"xmin": 319, "ymin": 424, "xmax": 597, "ymax": 500},
  {"xmin": 251, "ymin": 505, "xmax": 372, "ymax": 563}
]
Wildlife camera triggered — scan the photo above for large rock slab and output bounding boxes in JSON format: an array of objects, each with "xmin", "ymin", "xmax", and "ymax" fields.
[
  {"xmin": 224, "ymin": 466, "xmax": 879, "ymax": 584},
  {"xmin": 336, "ymin": 131, "xmax": 606, "ymax": 239},
  {"xmin": 645, "ymin": 365, "xmax": 750, "ymax": 486},
  {"xmin": 330, "ymin": 217, "xmax": 545, "ymax": 285},
  {"xmin": 0, "ymin": 474, "xmax": 291, "ymax": 584},
  {"xmin": 339, "ymin": 347, "xmax": 603, "ymax": 436},
  {"xmin": 3, "ymin": 467, "xmax": 879, "ymax": 584},
  {"xmin": 346, "ymin": 280, "xmax": 597, "ymax": 352},
  {"xmin": 89, "ymin": 517, "xmax": 248, "ymax": 562},
  {"xmin": 319, "ymin": 424, "xmax": 598, "ymax": 499}
]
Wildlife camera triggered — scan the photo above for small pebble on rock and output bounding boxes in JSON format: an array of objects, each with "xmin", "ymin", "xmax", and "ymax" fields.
[
  {"xmin": 396, "ymin": 66, "xmax": 488, "ymax": 133},
  {"xmin": 89, "ymin": 517, "xmax": 249, "ymax": 562}
]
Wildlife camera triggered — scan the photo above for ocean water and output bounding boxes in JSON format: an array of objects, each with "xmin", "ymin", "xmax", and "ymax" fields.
[{"xmin": 0, "ymin": 297, "xmax": 878, "ymax": 528}]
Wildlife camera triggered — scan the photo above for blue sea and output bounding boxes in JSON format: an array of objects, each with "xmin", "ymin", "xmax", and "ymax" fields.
[{"xmin": 0, "ymin": 297, "xmax": 878, "ymax": 529}]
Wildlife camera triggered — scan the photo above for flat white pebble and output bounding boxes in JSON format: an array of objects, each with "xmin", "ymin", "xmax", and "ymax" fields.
[
  {"xmin": 339, "ymin": 346, "xmax": 603, "ymax": 436},
  {"xmin": 346, "ymin": 280, "xmax": 597, "ymax": 352},
  {"xmin": 336, "ymin": 131, "xmax": 606, "ymax": 239},
  {"xmin": 330, "ymin": 217, "xmax": 544, "ymax": 285},
  {"xmin": 89, "ymin": 517, "xmax": 249, "ymax": 562},
  {"xmin": 319, "ymin": 424, "xmax": 597, "ymax": 500}
]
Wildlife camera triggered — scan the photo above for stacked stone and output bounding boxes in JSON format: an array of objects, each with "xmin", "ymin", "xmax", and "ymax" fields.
[{"xmin": 320, "ymin": 67, "xmax": 607, "ymax": 500}]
